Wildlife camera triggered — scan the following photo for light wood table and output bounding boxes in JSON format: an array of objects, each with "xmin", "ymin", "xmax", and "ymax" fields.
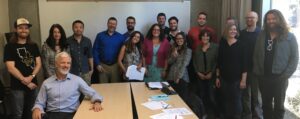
[
  {"xmin": 73, "ymin": 83, "xmax": 133, "ymax": 119},
  {"xmin": 130, "ymin": 82, "xmax": 199, "ymax": 119}
]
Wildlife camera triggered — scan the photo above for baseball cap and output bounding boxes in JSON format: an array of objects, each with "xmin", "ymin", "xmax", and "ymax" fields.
[{"xmin": 14, "ymin": 18, "xmax": 32, "ymax": 28}]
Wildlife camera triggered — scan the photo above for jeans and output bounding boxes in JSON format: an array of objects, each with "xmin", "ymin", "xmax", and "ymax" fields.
[
  {"xmin": 220, "ymin": 80, "xmax": 242, "ymax": 119},
  {"xmin": 197, "ymin": 79, "xmax": 218, "ymax": 118},
  {"xmin": 11, "ymin": 89, "xmax": 37, "ymax": 119},
  {"xmin": 242, "ymin": 73, "xmax": 263, "ymax": 119},
  {"xmin": 259, "ymin": 76, "xmax": 288, "ymax": 119}
]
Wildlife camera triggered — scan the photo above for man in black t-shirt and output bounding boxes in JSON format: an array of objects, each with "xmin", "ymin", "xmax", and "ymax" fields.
[{"xmin": 4, "ymin": 18, "xmax": 41, "ymax": 119}]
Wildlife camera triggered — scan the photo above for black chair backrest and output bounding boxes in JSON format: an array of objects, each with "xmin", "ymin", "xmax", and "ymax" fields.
[
  {"xmin": 5, "ymin": 32, "xmax": 15, "ymax": 43},
  {"xmin": 0, "ymin": 80, "xmax": 4, "ymax": 100}
]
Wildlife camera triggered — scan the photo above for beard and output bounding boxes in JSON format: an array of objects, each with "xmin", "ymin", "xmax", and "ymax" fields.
[
  {"xmin": 17, "ymin": 33, "xmax": 29, "ymax": 39},
  {"xmin": 127, "ymin": 26, "xmax": 134, "ymax": 31},
  {"xmin": 170, "ymin": 27, "xmax": 178, "ymax": 31},
  {"xmin": 58, "ymin": 68, "xmax": 70, "ymax": 75},
  {"xmin": 268, "ymin": 24, "xmax": 283, "ymax": 33}
]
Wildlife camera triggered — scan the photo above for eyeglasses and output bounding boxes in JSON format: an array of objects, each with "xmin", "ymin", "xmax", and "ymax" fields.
[
  {"xmin": 245, "ymin": 17, "xmax": 255, "ymax": 19},
  {"xmin": 267, "ymin": 39, "xmax": 273, "ymax": 51},
  {"xmin": 176, "ymin": 37, "xmax": 184, "ymax": 40}
]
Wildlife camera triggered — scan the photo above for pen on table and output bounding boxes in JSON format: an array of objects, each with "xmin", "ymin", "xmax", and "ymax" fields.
[{"xmin": 164, "ymin": 104, "xmax": 169, "ymax": 109}]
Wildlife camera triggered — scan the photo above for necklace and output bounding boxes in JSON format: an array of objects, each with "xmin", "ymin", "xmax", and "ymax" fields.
[{"xmin": 267, "ymin": 39, "xmax": 273, "ymax": 51}]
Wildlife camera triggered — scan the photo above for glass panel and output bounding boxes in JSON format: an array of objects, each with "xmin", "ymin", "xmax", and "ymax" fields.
[{"xmin": 272, "ymin": 0, "xmax": 300, "ymax": 118}]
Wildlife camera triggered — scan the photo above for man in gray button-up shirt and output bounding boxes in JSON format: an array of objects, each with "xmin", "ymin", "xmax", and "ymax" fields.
[{"xmin": 67, "ymin": 20, "xmax": 93, "ymax": 85}]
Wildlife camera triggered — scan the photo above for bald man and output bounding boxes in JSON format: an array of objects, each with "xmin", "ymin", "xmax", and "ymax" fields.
[{"xmin": 239, "ymin": 11, "xmax": 263, "ymax": 119}]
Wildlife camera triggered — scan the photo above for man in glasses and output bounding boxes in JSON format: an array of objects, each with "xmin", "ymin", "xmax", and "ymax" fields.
[{"xmin": 240, "ymin": 11, "xmax": 262, "ymax": 119}]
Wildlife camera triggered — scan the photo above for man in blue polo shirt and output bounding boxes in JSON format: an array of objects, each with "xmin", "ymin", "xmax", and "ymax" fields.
[{"xmin": 93, "ymin": 17, "xmax": 125, "ymax": 83}]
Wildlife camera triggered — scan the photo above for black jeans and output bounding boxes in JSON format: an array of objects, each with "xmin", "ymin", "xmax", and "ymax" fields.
[
  {"xmin": 220, "ymin": 80, "xmax": 242, "ymax": 119},
  {"xmin": 259, "ymin": 76, "xmax": 288, "ymax": 119},
  {"xmin": 43, "ymin": 112, "xmax": 75, "ymax": 119},
  {"xmin": 197, "ymin": 79, "xmax": 218, "ymax": 118}
]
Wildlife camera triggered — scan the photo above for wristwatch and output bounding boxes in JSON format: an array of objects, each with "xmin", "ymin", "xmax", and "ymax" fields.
[{"xmin": 31, "ymin": 74, "xmax": 36, "ymax": 78}]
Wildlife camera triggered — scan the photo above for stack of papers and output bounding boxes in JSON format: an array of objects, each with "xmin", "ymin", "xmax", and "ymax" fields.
[
  {"xmin": 142, "ymin": 101, "xmax": 171, "ymax": 110},
  {"xmin": 147, "ymin": 82, "xmax": 163, "ymax": 89},
  {"xmin": 162, "ymin": 108, "xmax": 193, "ymax": 115},
  {"xmin": 125, "ymin": 65, "xmax": 146, "ymax": 81},
  {"xmin": 150, "ymin": 113, "xmax": 183, "ymax": 119}
]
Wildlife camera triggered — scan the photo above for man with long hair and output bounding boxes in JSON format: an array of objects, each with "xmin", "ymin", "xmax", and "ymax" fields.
[
  {"xmin": 4, "ymin": 18, "xmax": 42, "ymax": 119},
  {"xmin": 253, "ymin": 9, "xmax": 299, "ymax": 119}
]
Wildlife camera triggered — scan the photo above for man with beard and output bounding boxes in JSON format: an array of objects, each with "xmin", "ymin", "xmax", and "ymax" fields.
[
  {"xmin": 93, "ymin": 17, "xmax": 125, "ymax": 83},
  {"xmin": 4, "ymin": 18, "xmax": 42, "ymax": 119},
  {"xmin": 253, "ymin": 9, "xmax": 299, "ymax": 119},
  {"xmin": 123, "ymin": 16, "xmax": 144, "ymax": 41},
  {"xmin": 157, "ymin": 12, "xmax": 170, "ymax": 37},
  {"xmin": 123, "ymin": 16, "xmax": 136, "ymax": 40},
  {"xmin": 32, "ymin": 52, "xmax": 103, "ymax": 119},
  {"xmin": 240, "ymin": 11, "xmax": 263, "ymax": 119},
  {"xmin": 67, "ymin": 20, "xmax": 93, "ymax": 86},
  {"xmin": 187, "ymin": 12, "xmax": 217, "ymax": 51},
  {"xmin": 167, "ymin": 16, "xmax": 185, "ymax": 44}
]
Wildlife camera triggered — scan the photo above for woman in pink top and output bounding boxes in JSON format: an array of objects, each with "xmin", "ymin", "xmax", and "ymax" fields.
[{"xmin": 143, "ymin": 24, "xmax": 170, "ymax": 82}]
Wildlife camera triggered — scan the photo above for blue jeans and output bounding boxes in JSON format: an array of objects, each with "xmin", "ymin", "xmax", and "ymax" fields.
[{"xmin": 11, "ymin": 89, "xmax": 37, "ymax": 119}]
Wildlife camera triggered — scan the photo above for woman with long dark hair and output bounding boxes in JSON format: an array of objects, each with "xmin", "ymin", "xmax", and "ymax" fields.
[
  {"xmin": 118, "ymin": 31, "xmax": 144, "ymax": 81},
  {"xmin": 42, "ymin": 24, "xmax": 69, "ymax": 78},
  {"xmin": 143, "ymin": 24, "xmax": 170, "ymax": 82},
  {"xmin": 166, "ymin": 32, "xmax": 191, "ymax": 101}
]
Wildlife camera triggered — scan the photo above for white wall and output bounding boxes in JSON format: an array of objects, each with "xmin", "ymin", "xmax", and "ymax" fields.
[{"xmin": 39, "ymin": 0, "xmax": 190, "ymax": 43}]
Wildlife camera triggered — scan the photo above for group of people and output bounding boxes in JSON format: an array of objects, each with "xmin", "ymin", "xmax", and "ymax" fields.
[{"xmin": 3, "ymin": 9, "xmax": 298, "ymax": 119}]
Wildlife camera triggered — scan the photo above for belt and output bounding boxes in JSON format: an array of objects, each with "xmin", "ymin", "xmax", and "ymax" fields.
[{"xmin": 101, "ymin": 61, "xmax": 116, "ymax": 66}]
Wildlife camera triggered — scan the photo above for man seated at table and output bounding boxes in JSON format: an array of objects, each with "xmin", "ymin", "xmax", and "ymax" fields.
[{"xmin": 32, "ymin": 52, "xmax": 103, "ymax": 119}]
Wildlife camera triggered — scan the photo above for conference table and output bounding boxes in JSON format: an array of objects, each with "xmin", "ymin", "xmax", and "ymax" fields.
[
  {"xmin": 74, "ymin": 82, "xmax": 198, "ymax": 119},
  {"xmin": 73, "ymin": 83, "xmax": 133, "ymax": 119},
  {"xmin": 130, "ymin": 82, "xmax": 199, "ymax": 119}
]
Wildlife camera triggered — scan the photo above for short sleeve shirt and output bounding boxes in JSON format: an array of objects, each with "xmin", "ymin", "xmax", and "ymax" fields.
[{"xmin": 4, "ymin": 42, "xmax": 40, "ymax": 90}]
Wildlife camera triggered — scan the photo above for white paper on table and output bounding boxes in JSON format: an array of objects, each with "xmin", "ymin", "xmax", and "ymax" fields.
[
  {"xmin": 125, "ymin": 65, "xmax": 146, "ymax": 81},
  {"xmin": 147, "ymin": 82, "xmax": 163, "ymax": 89},
  {"xmin": 150, "ymin": 113, "xmax": 183, "ymax": 119},
  {"xmin": 142, "ymin": 101, "xmax": 170, "ymax": 110},
  {"xmin": 162, "ymin": 108, "xmax": 193, "ymax": 116}
]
